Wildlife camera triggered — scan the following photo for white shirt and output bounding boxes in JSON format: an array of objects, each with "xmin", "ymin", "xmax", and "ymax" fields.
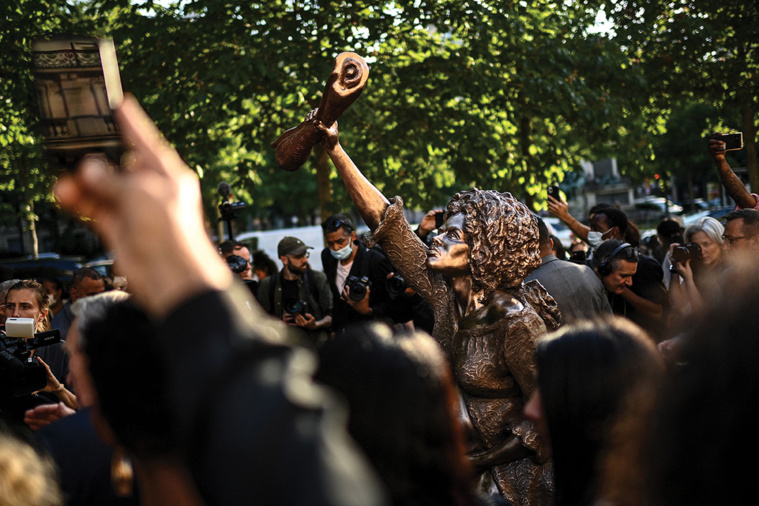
[{"xmin": 336, "ymin": 260, "xmax": 353, "ymax": 294}]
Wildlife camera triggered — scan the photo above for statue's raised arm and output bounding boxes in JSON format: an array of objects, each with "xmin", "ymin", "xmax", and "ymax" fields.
[
  {"xmin": 316, "ymin": 121, "xmax": 388, "ymax": 231},
  {"xmin": 295, "ymin": 58, "xmax": 560, "ymax": 505},
  {"xmin": 271, "ymin": 53, "xmax": 369, "ymax": 172}
]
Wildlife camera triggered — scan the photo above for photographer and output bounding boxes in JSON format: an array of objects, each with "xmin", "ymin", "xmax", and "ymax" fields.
[
  {"xmin": 258, "ymin": 237, "xmax": 333, "ymax": 347},
  {"xmin": 668, "ymin": 217, "xmax": 726, "ymax": 323},
  {"xmin": 320, "ymin": 214, "xmax": 396, "ymax": 334},
  {"xmin": 2, "ymin": 280, "xmax": 73, "ymax": 426},
  {"xmin": 218, "ymin": 240, "xmax": 255, "ymax": 281}
]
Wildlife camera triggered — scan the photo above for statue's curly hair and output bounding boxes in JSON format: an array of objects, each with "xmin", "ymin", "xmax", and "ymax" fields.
[{"xmin": 446, "ymin": 189, "xmax": 540, "ymax": 293}]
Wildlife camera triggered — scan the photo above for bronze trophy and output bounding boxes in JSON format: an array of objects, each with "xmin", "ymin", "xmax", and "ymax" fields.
[{"xmin": 271, "ymin": 52, "xmax": 369, "ymax": 172}]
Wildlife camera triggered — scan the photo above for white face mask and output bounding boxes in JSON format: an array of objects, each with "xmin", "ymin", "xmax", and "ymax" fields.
[
  {"xmin": 48, "ymin": 294, "xmax": 58, "ymax": 306},
  {"xmin": 587, "ymin": 231, "xmax": 604, "ymax": 250},
  {"xmin": 330, "ymin": 243, "xmax": 353, "ymax": 261}
]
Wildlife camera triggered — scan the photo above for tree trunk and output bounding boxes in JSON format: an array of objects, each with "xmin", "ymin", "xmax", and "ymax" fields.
[
  {"xmin": 315, "ymin": 147, "xmax": 333, "ymax": 222},
  {"xmin": 14, "ymin": 199, "xmax": 25, "ymax": 256},
  {"xmin": 28, "ymin": 199, "xmax": 39, "ymax": 259},
  {"xmin": 742, "ymin": 102, "xmax": 758, "ymax": 193},
  {"xmin": 687, "ymin": 170, "xmax": 695, "ymax": 214}
]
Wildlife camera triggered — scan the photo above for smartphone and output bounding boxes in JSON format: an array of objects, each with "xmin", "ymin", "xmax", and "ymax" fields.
[
  {"xmin": 712, "ymin": 132, "xmax": 743, "ymax": 152},
  {"xmin": 31, "ymin": 36, "xmax": 124, "ymax": 173},
  {"xmin": 434, "ymin": 211, "xmax": 445, "ymax": 229},
  {"xmin": 547, "ymin": 185, "xmax": 560, "ymax": 200}
]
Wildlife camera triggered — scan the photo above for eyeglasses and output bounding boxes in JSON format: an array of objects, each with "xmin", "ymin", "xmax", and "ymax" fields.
[
  {"xmin": 288, "ymin": 252, "xmax": 310, "ymax": 260},
  {"xmin": 722, "ymin": 234, "xmax": 757, "ymax": 245}
]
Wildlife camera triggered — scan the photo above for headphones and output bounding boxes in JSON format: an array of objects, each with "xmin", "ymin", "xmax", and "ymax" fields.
[{"xmin": 597, "ymin": 242, "xmax": 632, "ymax": 277}]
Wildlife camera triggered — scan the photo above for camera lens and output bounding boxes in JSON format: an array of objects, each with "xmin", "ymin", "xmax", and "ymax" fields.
[
  {"xmin": 284, "ymin": 298, "xmax": 303, "ymax": 314},
  {"xmin": 348, "ymin": 276, "xmax": 370, "ymax": 302},
  {"xmin": 386, "ymin": 274, "xmax": 407, "ymax": 297},
  {"xmin": 226, "ymin": 254, "xmax": 248, "ymax": 274},
  {"xmin": 671, "ymin": 246, "xmax": 690, "ymax": 264}
]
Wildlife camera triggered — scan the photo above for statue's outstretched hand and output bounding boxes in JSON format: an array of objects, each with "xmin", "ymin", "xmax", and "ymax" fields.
[
  {"xmin": 315, "ymin": 120, "xmax": 340, "ymax": 151},
  {"xmin": 305, "ymin": 107, "xmax": 319, "ymax": 123}
]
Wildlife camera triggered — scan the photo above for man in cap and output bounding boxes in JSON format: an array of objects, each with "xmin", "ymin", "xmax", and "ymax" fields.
[{"xmin": 258, "ymin": 236, "xmax": 333, "ymax": 347}]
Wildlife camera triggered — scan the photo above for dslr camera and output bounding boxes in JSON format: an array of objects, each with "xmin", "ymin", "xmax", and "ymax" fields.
[
  {"xmin": 1, "ymin": 318, "xmax": 61, "ymax": 398},
  {"xmin": 671, "ymin": 242, "xmax": 703, "ymax": 264},
  {"xmin": 386, "ymin": 273, "xmax": 408, "ymax": 298},
  {"xmin": 225, "ymin": 254, "xmax": 249, "ymax": 274},
  {"xmin": 284, "ymin": 298, "xmax": 310, "ymax": 316},
  {"xmin": 346, "ymin": 275, "xmax": 372, "ymax": 302}
]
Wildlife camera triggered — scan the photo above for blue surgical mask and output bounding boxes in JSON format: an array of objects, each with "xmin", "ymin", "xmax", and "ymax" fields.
[{"xmin": 330, "ymin": 243, "xmax": 353, "ymax": 260}]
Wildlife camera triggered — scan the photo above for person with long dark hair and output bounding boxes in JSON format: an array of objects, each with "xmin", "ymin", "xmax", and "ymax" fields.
[
  {"xmin": 524, "ymin": 319, "xmax": 664, "ymax": 506},
  {"xmin": 315, "ymin": 324, "xmax": 495, "ymax": 506}
]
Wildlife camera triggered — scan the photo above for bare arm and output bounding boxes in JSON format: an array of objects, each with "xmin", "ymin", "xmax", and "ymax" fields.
[
  {"xmin": 668, "ymin": 259, "xmax": 705, "ymax": 315},
  {"xmin": 620, "ymin": 287, "xmax": 664, "ymax": 319},
  {"xmin": 316, "ymin": 121, "xmax": 389, "ymax": 232},
  {"xmin": 709, "ymin": 138, "xmax": 757, "ymax": 209},
  {"xmin": 34, "ymin": 356, "xmax": 78, "ymax": 410},
  {"xmin": 547, "ymin": 195, "xmax": 590, "ymax": 242}
]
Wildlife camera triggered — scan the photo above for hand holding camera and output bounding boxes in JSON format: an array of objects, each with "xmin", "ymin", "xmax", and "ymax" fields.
[
  {"xmin": 668, "ymin": 242, "xmax": 702, "ymax": 280},
  {"xmin": 283, "ymin": 298, "xmax": 315, "ymax": 328},
  {"xmin": 343, "ymin": 275, "xmax": 373, "ymax": 315}
]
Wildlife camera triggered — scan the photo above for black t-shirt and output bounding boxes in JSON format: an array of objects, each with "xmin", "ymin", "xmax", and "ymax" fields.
[
  {"xmin": 609, "ymin": 254, "xmax": 668, "ymax": 340},
  {"xmin": 281, "ymin": 277, "xmax": 301, "ymax": 314}
]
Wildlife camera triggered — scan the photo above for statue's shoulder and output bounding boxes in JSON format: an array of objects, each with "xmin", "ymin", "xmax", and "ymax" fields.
[{"xmin": 460, "ymin": 291, "xmax": 526, "ymax": 330}]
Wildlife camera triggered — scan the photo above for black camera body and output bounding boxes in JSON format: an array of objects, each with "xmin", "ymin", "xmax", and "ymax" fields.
[
  {"xmin": 0, "ymin": 329, "xmax": 61, "ymax": 398},
  {"xmin": 219, "ymin": 200, "xmax": 246, "ymax": 221},
  {"xmin": 284, "ymin": 298, "xmax": 310, "ymax": 316},
  {"xmin": 346, "ymin": 275, "xmax": 372, "ymax": 302},
  {"xmin": 226, "ymin": 254, "xmax": 249, "ymax": 274},
  {"xmin": 671, "ymin": 242, "xmax": 703, "ymax": 264},
  {"xmin": 386, "ymin": 273, "xmax": 408, "ymax": 298}
]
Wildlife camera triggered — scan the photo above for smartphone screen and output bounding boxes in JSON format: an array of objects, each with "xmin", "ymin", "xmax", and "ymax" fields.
[{"xmin": 31, "ymin": 37, "xmax": 124, "ymax": 173}]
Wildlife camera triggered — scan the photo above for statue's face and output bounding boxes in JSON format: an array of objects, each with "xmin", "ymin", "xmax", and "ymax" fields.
[{"xmin": 427, "ymin": 213, "xmax": 471, "ymax": 275}]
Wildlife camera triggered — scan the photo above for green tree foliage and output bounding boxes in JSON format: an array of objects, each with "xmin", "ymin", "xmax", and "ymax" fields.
[
  {"xmin": 601, "ymin": 0, "xmax": 759, "ymax": 192},
  {"xmin": 109, "ymin": 0, "xmax": 653, "ymax": 217},
  {"xmin": 2, "ymin": 0, "xmax": 655, "ymax": 244},
  {"xmin": 0, "ymin": 0, "xmax": 88, "ymax": 256}
]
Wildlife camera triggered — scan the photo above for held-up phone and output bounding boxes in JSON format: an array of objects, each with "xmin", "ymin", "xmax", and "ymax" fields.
[
  {"xmin": 31, "ymin": 36, "xmax": 124, "ymax": 174},
  {"xmin": 434, "ymin": 210, "xmax": 445, "ymax": 229},
  {"xmin": 712, "ymin": 132, "xmax": 743, "ymax": 152},
  {"xmin": 547, "ymin": 185, "xmax": 561, "ymax": 201}
]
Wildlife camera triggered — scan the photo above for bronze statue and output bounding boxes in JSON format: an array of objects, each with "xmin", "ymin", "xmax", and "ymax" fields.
[
  {"xmin": 271, "ymin": 52, "xmax": 369, "ymax": 172},
  {"xmin": 310, "ymin": 121, "xmax": 560, "ymax": 506}
]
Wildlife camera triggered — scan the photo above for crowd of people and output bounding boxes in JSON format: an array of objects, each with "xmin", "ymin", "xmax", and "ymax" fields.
[{"xmin": 0, "ymin": 95, "xmax": 757, "ymax": 506}]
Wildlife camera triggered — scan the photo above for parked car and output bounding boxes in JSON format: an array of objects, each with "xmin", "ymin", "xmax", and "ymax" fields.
[
  {"xmin": 542, "ymin": 217, "xmax": 574, "ymax": 249},
  {"xmin": 0, "ymin": 253, "xmax": 84, "ymax": 283},
  {"xmin": 633, "ymin": 197, "xmax": 684, "ymax": 215},
  {"xmin": 84, "ymin": 258, "xmax": 115, "ymax": 278},
  {"xmin": 677, "ymin": 198, "xmax": 711, "ymax": 213}
]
